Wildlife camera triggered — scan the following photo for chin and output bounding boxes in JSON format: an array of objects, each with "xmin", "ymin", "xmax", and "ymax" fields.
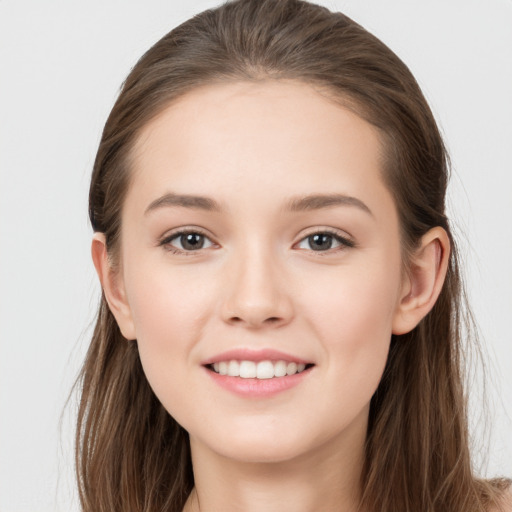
[
  {"xmin": 218, "ymin": 439, "xmax": 308, "ymax": 464},
  {"xmin": 191, "ymin": 423, "xmax": 314, "ymax": 464}
]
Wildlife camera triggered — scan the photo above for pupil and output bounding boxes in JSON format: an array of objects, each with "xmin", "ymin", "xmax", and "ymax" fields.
[
  {"xmin": 181, "ymin": 233, "xmax": 204, "ymax": 250},
  {"xmin": 310, "ymin": 234, "xmax": 332, "ymax": 251}
]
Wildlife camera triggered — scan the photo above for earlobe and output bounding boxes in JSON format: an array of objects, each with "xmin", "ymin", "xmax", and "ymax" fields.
[
  {"xmin": 91, "ymin": 233, "xmax": 137, "ymax": 340},
  {"xmin": 392, "ymin": 227, "xmax": 450, "ymax": 335}
]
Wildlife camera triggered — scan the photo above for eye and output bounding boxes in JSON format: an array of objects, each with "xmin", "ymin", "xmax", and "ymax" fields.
[
  {"xmin": 160, "ymin": 231, "xmax": 214, "ymax": 253},
  {"xmin": 296, "ymin": 231, "xmax": 354, "ymax": 252}
]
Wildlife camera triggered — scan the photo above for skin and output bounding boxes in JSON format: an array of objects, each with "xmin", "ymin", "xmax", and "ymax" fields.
[{"xmin": 92, "ymin": 80, "xmax": 450, "ymax": 512}]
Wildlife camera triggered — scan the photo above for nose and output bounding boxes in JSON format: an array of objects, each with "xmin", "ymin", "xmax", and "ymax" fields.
[{"xmin": 220, "ymin": 243, "xmax": 294, "ymax": 329}]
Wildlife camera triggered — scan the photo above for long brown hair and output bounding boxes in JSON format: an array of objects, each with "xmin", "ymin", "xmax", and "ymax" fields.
[{"xmin": 77, "ymin": 0, "xmax": 509, "ymax": 510}]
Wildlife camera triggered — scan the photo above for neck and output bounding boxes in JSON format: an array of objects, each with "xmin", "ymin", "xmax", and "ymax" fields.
[{"xmin": 183, "ymin": 414, "xmax": 366, "ymax": 512}]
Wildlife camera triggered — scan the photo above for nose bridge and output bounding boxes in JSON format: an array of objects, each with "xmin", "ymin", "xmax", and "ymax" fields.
[{"xmin": 221, "ymin": 235, "xmax": 293, "ymax": 328}]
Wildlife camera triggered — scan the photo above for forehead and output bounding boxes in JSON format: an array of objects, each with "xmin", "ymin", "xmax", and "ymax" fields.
[{"xmin": 127, "ymin": 80, "xmax": 393, "ymax": 219}]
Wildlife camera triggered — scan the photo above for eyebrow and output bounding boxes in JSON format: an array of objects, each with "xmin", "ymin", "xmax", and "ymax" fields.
[
  {"xmin": 145, "ymin": 193, "xmax": 222, "ymax": 215},
  {"xmin": 285, "ymin": 194, "xmax": 373, "ymax": 216},
  {"xmin": 144, "ymin": 192, "xmax": 373, "ymax": 216}
]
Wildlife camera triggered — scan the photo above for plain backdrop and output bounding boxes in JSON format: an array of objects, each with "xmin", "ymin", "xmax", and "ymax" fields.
[{"xmin": 0, "ymin": 1, "xmax": 511, "ymax": 510}]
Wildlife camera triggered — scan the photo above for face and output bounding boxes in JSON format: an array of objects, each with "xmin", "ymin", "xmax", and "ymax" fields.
[{"xmin": 113, "ymin": 80, "xmax": 407, "ymax": 464}]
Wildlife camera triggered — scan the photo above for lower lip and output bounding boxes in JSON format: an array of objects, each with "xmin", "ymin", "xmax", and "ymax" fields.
[{"xmin": 204, "ymin": 366, "xmax": 313, "ymax": 398}]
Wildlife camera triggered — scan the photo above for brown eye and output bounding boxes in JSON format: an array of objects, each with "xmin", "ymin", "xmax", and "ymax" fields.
[
  {"xmin": 296, "ymin": 231, "xmax": 354, "ymax": 252},
  {"xmin": 163, "ymin": 231, "xmax": 214, "ymax": 252},
  {"xmin": 308, "ymin": 233, "xmax": 334, "ymax": 251},
  {"xmin": 179, "ymin": 233, "xmax": 206, "ymax": 250}
]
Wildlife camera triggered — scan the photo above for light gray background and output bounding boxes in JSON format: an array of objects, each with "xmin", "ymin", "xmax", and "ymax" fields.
[{"xmin": 1, "ymin": 1, "xmax": 511, "ymax": 510}]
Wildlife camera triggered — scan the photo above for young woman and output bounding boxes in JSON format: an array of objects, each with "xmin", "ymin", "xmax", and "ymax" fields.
[{"xmin": 77, "ymin": 0, "xmax": 511, "ymax": 510}]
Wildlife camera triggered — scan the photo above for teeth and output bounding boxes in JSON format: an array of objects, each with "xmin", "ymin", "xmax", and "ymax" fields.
[
  {"xmin": 256, "ymin": 361, "xmax": 274, "ymax": 379},
  {"xmin": 286, "ymin": 362, "xmax": 297, "ymax": 376},
  {"xmin": 274, "ymin": 360, "xmax": 287, "ymax": 377},
  {"xmin": 239, "ymin": 360, "xmax": 256, "ymax": 378},
  {"xmin": 218, "ymin": 361, "xmax": 228, "ymax": 375},
  {"xmin": 227, "ymin": 360, "xmax": 239, "ymax": 377},
  {"xmin": 211, "ymin": 359, "xmax": 309, "ymax": 379}
]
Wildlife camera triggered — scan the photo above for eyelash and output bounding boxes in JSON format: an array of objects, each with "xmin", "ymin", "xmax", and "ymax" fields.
[
  {"xmin": 158, "ymin": 228, "xmax": 355, "ymax": 256},
  {"xmin": 296, "ymin": 229, "xmax": 355, "ymax": 255},
  {"xmin": 158, "ymin": 228, "xmax": 214, "ymax": 256}
]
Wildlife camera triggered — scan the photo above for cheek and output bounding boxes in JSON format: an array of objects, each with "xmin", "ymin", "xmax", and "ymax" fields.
[
  {"xmin": 300, "ymin": 255, "xmax": 401, "ymax": 401},
  {"xmin": 304, "ymin": 256, "xmax": 400, "ymax": 335},
  {"xmin": 127, "ymin": 260, "xmax": 214, "ymax": 341},
  {"xmin": 125, "ymin": 268, "xmax": 222, "ymax": 435},
  {"xmin": 123, "ymin": 262, "xmax": 216, "ymax": 394}
]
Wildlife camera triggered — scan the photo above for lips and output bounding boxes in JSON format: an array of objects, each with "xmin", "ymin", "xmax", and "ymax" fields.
[{"xmin": 202, "ymin": 348, "xmax": 311, "ymax": 365}]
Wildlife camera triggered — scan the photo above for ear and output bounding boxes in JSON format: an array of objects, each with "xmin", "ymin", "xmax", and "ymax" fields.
[
  {"xmin": 91, "ymin": 233, "xmax": 136, "ymax": 340},
  {"xmin": 392, "ymin": 227, "xmax": 450, "ymax": 335}
]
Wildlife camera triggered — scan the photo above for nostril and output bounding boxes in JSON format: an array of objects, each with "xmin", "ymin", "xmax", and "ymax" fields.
[{"xmin": 228, "ymin": 315, "xmax": 283, "ymax": 326}]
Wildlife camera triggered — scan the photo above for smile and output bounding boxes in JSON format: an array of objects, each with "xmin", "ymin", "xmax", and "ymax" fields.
[
  {"xmin": 209, "ymin": 360, "xmax": 310, "ymax": 379},
  {"xmin": 202, "ymin": 349, "xmax": 315, "ymax": 397}
]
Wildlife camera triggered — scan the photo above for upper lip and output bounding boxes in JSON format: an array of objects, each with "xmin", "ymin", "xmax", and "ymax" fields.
[{"xmin": 201, "ymin": 348, "xmax": 312, "ymax": 366}]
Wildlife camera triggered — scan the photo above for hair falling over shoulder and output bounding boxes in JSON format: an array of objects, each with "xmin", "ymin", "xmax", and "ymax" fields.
[{"xmin": 77, "ymin": 0, "xmax": 511, "ymax": 510}]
